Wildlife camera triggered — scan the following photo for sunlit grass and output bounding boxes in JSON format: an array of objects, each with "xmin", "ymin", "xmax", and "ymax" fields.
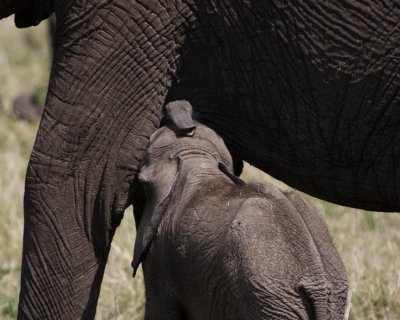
[
  {"xmin": 0, "ymin": 18, "xmax": 47, "ymax": 320},
  {"xmin": 0, "ymin": 15, "xmax": 399, "ymax": 320}
]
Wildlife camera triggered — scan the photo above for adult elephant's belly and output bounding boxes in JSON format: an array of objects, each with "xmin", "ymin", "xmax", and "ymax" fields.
[{"xmin": 168, "ymin": 1, "xmax": 400, "ymax": 211}]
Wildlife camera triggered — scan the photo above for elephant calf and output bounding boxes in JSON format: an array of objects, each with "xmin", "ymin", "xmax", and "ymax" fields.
[{"xmin": 132, "ymin": 101, "xmax": 348, "ymax": 320}]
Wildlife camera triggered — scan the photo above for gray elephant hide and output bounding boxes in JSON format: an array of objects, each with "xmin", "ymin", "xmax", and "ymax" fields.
[{"xmin": 133, "ymin": 121, "xmax": 348, "ymax": 320}]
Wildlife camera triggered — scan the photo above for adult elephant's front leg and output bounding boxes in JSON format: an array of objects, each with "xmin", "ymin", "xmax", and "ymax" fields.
[
  {"xmin": 18, "ymin": 96, "xmax": 160, "ymax": 318},
  {"xmin": 21, "ymin": 172, "xmax": 111, "ymax": 319},
  {"xmin": 19, "ymin": 121, "xmax": 138, "ymax": 318},
  {"xmin": 16, "ymin": 1, "xmax": 192, "ymax": 318}
]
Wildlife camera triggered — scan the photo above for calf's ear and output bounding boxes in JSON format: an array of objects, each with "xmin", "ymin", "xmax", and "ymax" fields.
[
  {"xmin": 164, "ymin": 100, "xmax": 196, "ymax": 136},
  {"xmin": 131, "ymin": 156, "xmax": 181, "ymax": 277}
]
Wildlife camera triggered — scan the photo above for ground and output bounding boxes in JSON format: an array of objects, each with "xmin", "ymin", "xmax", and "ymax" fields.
[{"xmin": 0, "ymin": 16, "xmax": 399, "ymax": 320}]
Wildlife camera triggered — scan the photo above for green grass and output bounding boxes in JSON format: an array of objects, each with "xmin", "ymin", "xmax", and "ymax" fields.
[{"xmin": 0, "ymin": 16, "xmax": 400, "ymax": 320}]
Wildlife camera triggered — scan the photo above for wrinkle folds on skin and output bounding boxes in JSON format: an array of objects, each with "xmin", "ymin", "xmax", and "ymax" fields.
[{"xmin": 168, "ymin": 0, "xmax": 400, "ymax": 211}]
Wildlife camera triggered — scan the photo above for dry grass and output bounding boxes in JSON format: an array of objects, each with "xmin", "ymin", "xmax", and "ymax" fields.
[
  {"xmin": 0, "ymin": 16, "xmax": 399, "ymax": 320},
  {"xmin": 0, "ymin": 18, "xmax": 47, "ymax": 319}
]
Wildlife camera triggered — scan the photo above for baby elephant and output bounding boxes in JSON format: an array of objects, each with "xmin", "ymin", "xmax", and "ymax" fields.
[{"xmin": 132, "ymin": 101, "xmax": 348, "ymax": 320}]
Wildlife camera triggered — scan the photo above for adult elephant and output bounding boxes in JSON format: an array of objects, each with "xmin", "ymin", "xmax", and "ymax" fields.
[{"xmin": 0, "ymin": 0, "xmax": 399, "ymax": 319}]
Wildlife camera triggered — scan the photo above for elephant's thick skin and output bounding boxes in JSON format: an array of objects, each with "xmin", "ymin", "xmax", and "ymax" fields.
[
  {"xmin": 167, "ymin": 0, "xmax": 400, "ymax": 211},
  {"xmin": 0, "ymin": 0, "xmax": 397, "ymax": 319}
]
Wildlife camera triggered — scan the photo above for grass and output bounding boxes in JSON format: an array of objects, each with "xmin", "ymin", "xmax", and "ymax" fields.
[{"xmin": 0, "ymin": 16, "xmax": 399, "ymax": 320}]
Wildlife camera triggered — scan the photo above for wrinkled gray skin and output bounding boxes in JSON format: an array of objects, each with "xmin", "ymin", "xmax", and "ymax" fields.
[
  {"xmin": 133, "ymin": 112, "xmax": 348, "ymax": 320},
  {"xmin": 0, "ymin": 1, "xmax": 397, "ymax": 318}
]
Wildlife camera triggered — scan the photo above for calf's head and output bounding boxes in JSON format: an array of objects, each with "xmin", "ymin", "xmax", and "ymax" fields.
[
  {"xmin": 138, "ymin": 101, "xmax": 235, "ymax": 204},
  {"xmin": 132, "ymin": 100, "xmax": 237, "ymax": 274}
]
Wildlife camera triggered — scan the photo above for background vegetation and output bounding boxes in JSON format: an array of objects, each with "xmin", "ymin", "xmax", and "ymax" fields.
[{"xmin": 0, "ymin": 16, "xmax": 399, "ymax": 320}]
